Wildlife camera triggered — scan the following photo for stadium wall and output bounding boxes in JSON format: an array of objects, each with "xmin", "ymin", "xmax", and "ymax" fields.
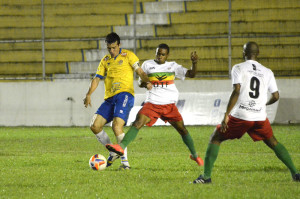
[{"xmin": 0, "ymin": 79, "xmax": 299, "ymax": 126}]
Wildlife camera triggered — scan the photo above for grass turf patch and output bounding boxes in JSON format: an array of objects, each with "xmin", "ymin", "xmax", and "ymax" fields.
[{"xmin": 0, "ymin": 125, "xmax": 299, "ymax": 198}]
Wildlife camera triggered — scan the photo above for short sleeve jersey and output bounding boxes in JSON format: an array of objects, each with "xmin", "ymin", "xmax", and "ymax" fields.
[
  {"xmin": 140, "ymin": 60, "xmax": 188, "ymax": 105},
  {"xmin": 230, "ymin": 60, "xmax": 278, "ymax": 121},
  {"xmin": 96, "ymin": 49, "xmax": 139, "ymax": 99}
]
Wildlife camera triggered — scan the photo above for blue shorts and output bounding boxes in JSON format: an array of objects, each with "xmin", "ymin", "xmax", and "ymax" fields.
[{"xmin": 96, "ymin": 92, "xmax": 134, "ymax": 124}]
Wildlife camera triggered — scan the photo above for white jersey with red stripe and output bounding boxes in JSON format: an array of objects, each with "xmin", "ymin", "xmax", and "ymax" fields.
[
  {"xmin": 230, "ymin": 60, "xmax": 278, "ymax": 121},
  {"xmin": 139, "ymin": 60, "xmax": 187, "ymax": 105}
]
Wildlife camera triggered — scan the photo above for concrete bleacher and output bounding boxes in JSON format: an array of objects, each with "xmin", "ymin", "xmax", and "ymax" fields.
[
  {"xmin": 79, "ymin": 0, "xmax": 300, "ymax": 76},
  {"xmin": 0, "ymin": 40, "xmax": 98, "ymax": 75},
  {"xmin": 1, "ymin": 0, "xmax": 299, "ymax": 77},
  {"xmin": 137, "ymin": 39, "xmax": 300, "ymax": 73},
  {"xmin": 138, "ymin": 36, "xmax": 300, "ymax": 72},
  {"xmin": 0, "ymin": 0, "xmax": 155, "ymax": 77},
  {"xmin": 146, "ymin": 0, "xmax": 300, "ymax": 76}
]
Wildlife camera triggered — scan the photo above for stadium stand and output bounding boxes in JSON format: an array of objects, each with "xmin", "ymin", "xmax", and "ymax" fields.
[
  {"xmin": 0, "ymin": 0, "xmax": 152, "ymax": 77},
  {"xmin": 0, "ymin": 0, "xmax": 299, "ymax": 78}
]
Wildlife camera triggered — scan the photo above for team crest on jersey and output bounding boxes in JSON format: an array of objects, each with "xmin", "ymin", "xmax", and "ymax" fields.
[
  {"xmin": 104, "ymin": 56, "xmax": 109, "ymax": 61},
  {"xmin": 168, "ymin": 67, "xmax": 171, "ymax": 70},
  {"xmin": 111, "ymin": 82, "xmax": 121, "ymax": 93},
  {"xmin": 155, "ymin": 74, "xmax": 167, "ymax": 81},
  {"xmin": 107, "ymin": 62, "xmax": 110, "ymax": 66},
  {"xmin": 119, "ymin": 60, "xmax": 123, "ymax": 65},
  {"xmin": 249, "ymin": 100, "xmax": 256, "ymax": 107}
]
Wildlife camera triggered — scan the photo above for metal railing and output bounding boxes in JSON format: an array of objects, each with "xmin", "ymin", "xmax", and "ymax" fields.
[{"xmin": 1, "ymin": 0, "xmax": 299, "ymax": 80}]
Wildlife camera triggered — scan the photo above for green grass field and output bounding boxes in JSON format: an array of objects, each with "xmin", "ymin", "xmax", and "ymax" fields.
[{"xmin": 0, "ymin": 125, "xmax": 299, "ymax": 199}]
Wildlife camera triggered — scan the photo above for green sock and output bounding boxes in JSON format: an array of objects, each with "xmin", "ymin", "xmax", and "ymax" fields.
[
  {"xmin": 203, "ymin": 143, "xmax": 220, "ymax": 179},
  {"xmin": 120, "ymin": 126, "xmax": 139, "ymax": 149},
  {"xmin": 181, "ymin": 133, "xmax": 197, "ymax": 158},
  {"xmin": 273, "ymin": 142, "xmax": 298, "ymax": 176}
]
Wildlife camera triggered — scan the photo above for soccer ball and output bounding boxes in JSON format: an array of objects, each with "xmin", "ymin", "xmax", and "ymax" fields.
[{"xmin": 89, "ymin": 154, "xmax": 107, "ymax": 171}]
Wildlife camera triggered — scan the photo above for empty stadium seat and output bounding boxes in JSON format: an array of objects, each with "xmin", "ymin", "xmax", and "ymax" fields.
[{"xmin": 0, "ymin": 0, "xmax": 299, "ymax": 77}]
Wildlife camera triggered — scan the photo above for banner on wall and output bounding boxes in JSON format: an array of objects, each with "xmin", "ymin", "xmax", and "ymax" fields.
[{"xmin": 127, "ymin": 92, "xmax": 279, "ymax": 126}]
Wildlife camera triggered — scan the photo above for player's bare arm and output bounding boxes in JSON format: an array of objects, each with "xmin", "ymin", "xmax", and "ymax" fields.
[
  {"xmin": 221, "ymin": 83, "xmax": 240, "ymax": 132},
  {"xmin": 185, "ymin": 51, "xmax": 198, "ymax": 78},
  {"xmin": 83, "ymin": 77, "xmax": 100, "ymax": 108},
  {"xmin": 266, "ymin": 91, "xmax": 279, "ymax": 106},
  {"xmin": 135, "ymin": 67, "xmax": 152, "ymax": 90}
]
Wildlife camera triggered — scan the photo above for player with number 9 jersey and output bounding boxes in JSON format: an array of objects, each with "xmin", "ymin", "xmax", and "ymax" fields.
[
  {"xmin": 192, "ymin": 42, "xmax": 300, "ymax": 184},
  {"xmin": 230, "ymin": 60, "xmax": 278, "ymax": 121}
]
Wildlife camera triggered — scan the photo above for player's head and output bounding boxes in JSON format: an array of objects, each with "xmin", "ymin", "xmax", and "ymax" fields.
[
  {"xmin": 243, "ymin": 41, "xmax": 259, "ymax": 61},
  {"xmin": 155, "ymin": 43, "xmax": 169, "ymax": 64},
  {"xmin": 105, "ymin": 32, "xmax": 121, "ymax": 58},
  {"xmin": 105, "ymin": 32, "xmax": 120, "ymax": 45}
]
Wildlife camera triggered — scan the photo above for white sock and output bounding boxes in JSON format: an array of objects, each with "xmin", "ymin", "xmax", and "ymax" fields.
[
  {"xmin": 117, "ymin": 133, "xmax": 130, "ymax": 167},
  {"xmin": 95, "ymin": 130, "xmax": 116, "ymax": 156},
  {"xmin": 95, "ymin": 130, "xmax": 111, "ymax": 146}
]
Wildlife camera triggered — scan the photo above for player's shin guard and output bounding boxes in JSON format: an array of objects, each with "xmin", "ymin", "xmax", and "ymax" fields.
[
  {"xmin": 96, "ymin": 130, "xmax": 118, "ymax": 158},
  {"xmin": 182, "ymin": 133, "xmax": 197, "ymax": 158},
  {"xmin": 95, "ymin": 130, "xmax": 112, "ymax": 146},
  {"xmin": 203, "ymin": 143, "xmax": 220, "ymax": 179},
  {"xmin": 273, "ymin": 142, "xmax": 298, "ymax": 176},
  {"xmin": 120, "ymin": 126, "xmax": 139, "ymax": 149}
]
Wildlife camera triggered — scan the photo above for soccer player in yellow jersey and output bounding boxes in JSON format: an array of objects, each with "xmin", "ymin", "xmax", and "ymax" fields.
[{"xmin": 84, "ymin": 32, "xmax": 152, "ymax": 170}]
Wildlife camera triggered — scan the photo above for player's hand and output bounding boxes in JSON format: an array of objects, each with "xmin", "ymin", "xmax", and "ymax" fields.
[
  {"xmin": 83, "ymin": 95, "xmax": 91, "ymax": 108},
  {"xmin": 146, "ymin": 82, "xmax": 152, "ymax": 90},
  {"xmin": 220, "ymin": 114, "xmax": 229, "ymax": 133},
  {"xmin": 190, "ymin": 51, "xmax": 198, "ymax": 64}
]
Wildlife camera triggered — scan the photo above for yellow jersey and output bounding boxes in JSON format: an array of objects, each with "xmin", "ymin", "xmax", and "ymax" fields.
[{"xmin": 96, "ymin": 49, "xmax": 139, "ymax": 99}]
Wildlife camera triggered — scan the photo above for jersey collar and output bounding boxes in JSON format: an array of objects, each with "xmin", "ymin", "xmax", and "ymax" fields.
[
  {"xmin": 112, "ymin": 48, "xmax": 122, "ymax": 60},
  {"xmin": 246, "ymin": 60, "xmax": 258, "ymax": 63}
]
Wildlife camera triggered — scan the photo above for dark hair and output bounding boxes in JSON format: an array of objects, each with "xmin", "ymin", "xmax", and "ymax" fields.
[
  {"xmin": 157, "ymin": 43, "xmax": 169, "ymax": 54},
  {"xmin": 105, "ymin": 32, "xmax": 120, "ymax": 45},
  {"xmin": 243, "ymin": 41, "xmax": 259, "ymax": 58}
]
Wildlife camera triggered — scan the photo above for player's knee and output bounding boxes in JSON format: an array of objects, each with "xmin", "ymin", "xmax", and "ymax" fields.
[
  {"xmin": 264, "ymin": 136, "xmax": 278, "ymax": 149},
  {"xmin": 132, "ymin": 122, "xmax": 142, "ymax": 129},
  {"xmin": 89, "ymin": 115, "xmax": 102, "ymax": 134},
  {"xmin": 132, "ymin": 115, "xmax": 149, "ymax": 129},
  {"xmin": 90, "ymin": 123, "xmax": 102, "ymax": 134},
  {"xmin": 112, "ymin": 122, "xmax": 124, "ymax": 134},
  {"xmin": 132, "ymin": 120, "xmax": 144, "ymax": 129},
  {"xmin": 209, "ymin": 129, "xmax": 222, "ymax": 144}
]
